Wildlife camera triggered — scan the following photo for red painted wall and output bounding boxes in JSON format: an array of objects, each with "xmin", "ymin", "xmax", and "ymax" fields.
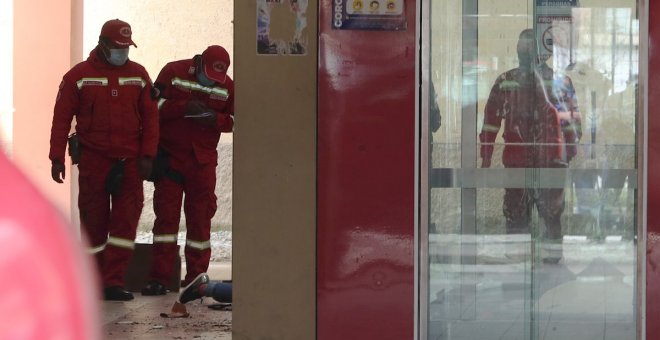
[
  {"xmin": 13, "ymin": 0, "xmax": 79, "ymax": 218},
  {"xmin": 317, "ymin": 1, "xmax": 417, "ymax": 339},
  {"xmin": 648, "ymin": 2, "xmax": 660, "ymax": 338}
]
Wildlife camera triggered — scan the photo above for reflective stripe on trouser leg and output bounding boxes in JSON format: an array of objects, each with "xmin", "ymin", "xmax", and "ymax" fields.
[
  {"xmin": 88, "ymin": 243, "xmax": 106, "ymax": 255},
  {"xmin": 182, "ymin": 161, "xmax": 216, "ymax": 284},
  {"xmin": 87, "ymin": 242, "xmax": 106, "ymax": 277},
  {"xmin": 151, "ymin": 232, "xmax": 180, "ymax": 284},
  {"xmin": 102, "ymin": 157, "xmax": 142, "ymax": 288},
  {"xmin": 103, "ymin": 239, "xmax": 135, "ymax": 288},
  {"xmin": 78, "ymin": 150, "xmax": 114, "ymax": 282},
  {"xmin": 150, "ymin": 176, "xmax": 184, "ymax": 284},
  {"xmin": 153, "ymin": 234, "xmax": 178, "ymax": 243},
  {"xmin": 184, "ymin": 238, "xmax": 212, "ymax": 284}
]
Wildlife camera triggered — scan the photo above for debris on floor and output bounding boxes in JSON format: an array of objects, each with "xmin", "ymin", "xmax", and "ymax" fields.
[{"xmin": 160, "ymin": 301, "xmax": 190, "ymax": 318}]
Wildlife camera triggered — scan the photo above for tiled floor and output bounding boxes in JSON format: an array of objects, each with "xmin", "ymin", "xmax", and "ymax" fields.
[
  {"xmin": 427, "ymin": 236, "xmax": 636, "ymax": 339},
  {"xmin": 103, "ymin": 262, "xmax": 232, "ymax": 339}
]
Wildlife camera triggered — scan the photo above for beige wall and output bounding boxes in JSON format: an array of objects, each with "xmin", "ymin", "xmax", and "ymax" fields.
[{"xmin": 233, "ymin": 1, "xmax": 317, "ymax": 339}]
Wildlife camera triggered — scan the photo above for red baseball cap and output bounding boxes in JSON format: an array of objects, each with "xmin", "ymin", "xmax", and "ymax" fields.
[
  {"xmin": 100, "ymin": 19, "xmax": 137, "ymax": 48},
  {"xmin": 201, "ymin": 45, "xmax": 230, "ymax": 83}
]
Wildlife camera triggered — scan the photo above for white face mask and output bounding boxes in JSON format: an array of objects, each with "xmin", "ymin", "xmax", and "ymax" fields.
[
  {"xmin": 107, "ymin": 48, "xmax": 129, "ymax": 66},
  {"xmin": 196, "ymin": 70, "xmax": 215, "ymax": 86}
]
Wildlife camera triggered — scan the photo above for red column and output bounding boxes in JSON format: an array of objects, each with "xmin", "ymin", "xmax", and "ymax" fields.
[
  {"xmin": 13, "ymin": 0, "xmax": 78, "ymax": 216},
  {"xmin": 317, "ymin": 1, "xmax": 417, "ymax": 339},
  {"xmin": 648, "ymin": 2, "xmax": 660, "ymax": 338}
]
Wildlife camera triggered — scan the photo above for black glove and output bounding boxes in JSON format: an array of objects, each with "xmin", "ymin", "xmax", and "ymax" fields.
[
  {"xmin": 185, "ymin": 100, "xmax": 208, "ymax": 116},
  {"xmin": 105, "ymin": 160, "xmax": 125, "ymax": 195},
  {"xmin": 148, "ymin": 148, "xmax": 168, "ymax": 182},
  {"xmin": 185, "ymin": 100, "xmax": 216, "ymax": 127},
  {"xmin": 191, "ymin": 113, "xmax": 217, "ymax": 127},
  {"xmin": 51, "ymin": 160, "xmax": 66, "ymax": 183},
  {"xmin": 139, "ymin": 157, "xmax": 154, "ymax": 180}
]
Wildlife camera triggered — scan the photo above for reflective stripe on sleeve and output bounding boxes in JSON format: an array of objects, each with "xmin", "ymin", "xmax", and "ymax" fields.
[
  {"xmin": 499, "ymin": 80, "xmax": 520, "ymax": 91},
  {"xmin": 153, "ymin": 234, "xmax": 178, "ymax": 243},
  {"xmin": 186, "ymin": 239, "xmax": 211, "ymax": 250},
  {"xmin": 171, "ymin": 77, "xmax": 229, "ymax": 99},
  {"xmin": 76, "ymin": 77, "xmax": 108, "ymax": 89},
  {"xmin": 482, "ymin": 124, "xmax": 500, "ymax": 132},
  {"xmin": 107, "ymin": 236, "xmax": 135, "ymax": 250}
]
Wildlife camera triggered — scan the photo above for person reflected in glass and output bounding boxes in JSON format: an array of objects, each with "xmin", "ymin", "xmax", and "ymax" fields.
[{"xmin": 479, "ymin": 29, "xmax": 582, "ymax": 263}]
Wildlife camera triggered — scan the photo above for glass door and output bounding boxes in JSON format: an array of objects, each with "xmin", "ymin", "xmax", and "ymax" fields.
[{"xmin": 420, "ymin": 1, "xmax": 640, "ymax": 339}]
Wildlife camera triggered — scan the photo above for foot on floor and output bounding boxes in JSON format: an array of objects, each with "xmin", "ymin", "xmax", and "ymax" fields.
[
  {"xmin": 104, "ymin": 286, "xmax": 134, "ymax": 301},
  {"xmin": 141, "ymin": 280, "xmax": 168, "ymax": 296}
]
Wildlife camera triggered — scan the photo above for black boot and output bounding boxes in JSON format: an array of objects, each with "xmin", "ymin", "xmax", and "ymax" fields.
[
  {"xmin": 104, "ymin": 286, "xmax": 134, "ymax": 301},
  {"xmin": 141, "ymin": 280, "xmax": 168, "ymax": 296}
]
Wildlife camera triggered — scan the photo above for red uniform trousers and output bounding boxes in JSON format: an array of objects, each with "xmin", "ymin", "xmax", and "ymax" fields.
[
  {"xmin": 149, "ymin": 154, "xmax": 217, "ymax": 285},
  {"xmin": 78, "ymin": 149, "xmax": 143, "ymax": 288},
  {"xmin": 500, "ymin": 140, "xmax": 567, "ymax": 241},
  {"xmin": 503, "ymin": 187, "xmax": 565, "ymax": 240}
]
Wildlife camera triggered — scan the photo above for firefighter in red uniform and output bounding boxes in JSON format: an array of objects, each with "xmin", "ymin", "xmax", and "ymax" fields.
[
  {"xmin": 479, "ymin": 29, "xmax": 582, "ymax": 263},
  {"xmin": 49, "ymin": 19, "xmax": 159, "ymax": 301},
  {"xmin": 141, "ymin": 45, "xmax": 234, "ymax": 295}
]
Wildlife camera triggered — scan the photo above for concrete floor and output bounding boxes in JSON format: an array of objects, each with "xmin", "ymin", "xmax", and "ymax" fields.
[{"xmin": 103, "ymin": 262, "xmax": 232, "ymax": 339}]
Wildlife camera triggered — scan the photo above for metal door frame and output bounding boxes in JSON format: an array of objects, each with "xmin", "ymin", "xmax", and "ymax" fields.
[{"xmin": 417, "ymin": 1, "xmax": 647, "ymax": 339}]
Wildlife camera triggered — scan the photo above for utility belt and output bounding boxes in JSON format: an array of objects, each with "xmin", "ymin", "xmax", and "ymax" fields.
[
  {"xmin": 69, "ymin": 133, "xmax": 125, "ymax": 194},
  {"xmin": 69, "ymin": 133, "xmax": 126, "ymax": 195},
  {"xmin": 69, "ymin": 135, "xmax": 183, "ymax": 194},
  {"xmin": 147, "ymin": 147, "xmax": 184, "ymax": 184}
]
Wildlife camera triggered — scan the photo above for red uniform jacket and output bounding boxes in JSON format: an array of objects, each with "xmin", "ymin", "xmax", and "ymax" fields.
[
  {"xmin": 154, "ymin": 56, "xmax": 234, "ymax": 165},
  {"xmin": 480, "ymin": 64, "xmax": 582, "ymax": 168},
  {"xmin": 49, "ymin": 47, "xmax": 159, "ymax": 163}
]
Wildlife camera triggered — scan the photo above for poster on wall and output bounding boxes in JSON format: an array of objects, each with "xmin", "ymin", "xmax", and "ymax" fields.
[
  {"xmin": 257, "ymin": 0, "xmax": 308, "ymax": 56},
  {"xmin": 332, "ymin": 0, "xmax": 406, "ymax": 31},
  {"xmin": 535, "ymin": 0, "xmax": 579, "ymax": 66}
]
